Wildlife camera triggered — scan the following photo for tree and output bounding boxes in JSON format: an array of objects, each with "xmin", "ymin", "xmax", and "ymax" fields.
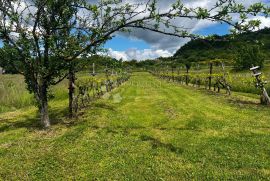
[
  {"xmin": 0, "ymin": 0, "xmax": 269, "ymax": 128},
  {"xmin": 234, "ymin": 44, "xmax": 265, "ymax": 70},
  {"xmin": 0, "ymin": 45, "xmax": 20, "ymax": 73}
]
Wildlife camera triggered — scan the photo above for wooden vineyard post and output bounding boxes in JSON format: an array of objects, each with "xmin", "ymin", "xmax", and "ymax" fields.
[
  {"xmin": 177, "ymin": 67, "xmax": 180, "ymax": 83},
  {"xmin": 250, "ymin": 66, "xmax": 270, "ymax": 105},
  {"xmin": 182, "ymin": 66, "xmax": 185, "ymax": 84},
  {"xmin": 209, "ymin": 62, "xmax": 213, "ymax": 90},
  {"xmin": 185, "ymin": 66, "xmax": 189, "ymax": 86},
  {"xmin": 166, "ymin": 65, "xmax": 169, "ymax": 80},
  {"xmin": 105, "ymin": 67, "xmax": 110, "ymax": 92},
  {"xmin": 171, "ymin": 67, "xmax": 174, "ymax": 82},
  {"xmin": 163, "ymin": 68, "xmax": 165, "ymax": 76},
  {"xmin": 91, "ymin": 63, "xmax": 96, "ymax": 76},
  {"xmin": 221, "ymin": 63, "xmax": 231, "ymax": 95}
]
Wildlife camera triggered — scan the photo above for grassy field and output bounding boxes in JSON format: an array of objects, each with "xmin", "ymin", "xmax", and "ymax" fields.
[{"xmin": 0, "ymin": 72, "xmax": 270, "ymax": 180}]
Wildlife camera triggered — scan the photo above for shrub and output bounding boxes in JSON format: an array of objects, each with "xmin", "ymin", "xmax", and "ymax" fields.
[{"xmin": 234, "ymin": 44, "xmax": 264, "ymax": 71}]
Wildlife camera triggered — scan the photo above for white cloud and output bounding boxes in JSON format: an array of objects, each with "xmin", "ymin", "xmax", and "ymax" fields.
[
  {"xmin": 107, "ymin": 48, "xmax": 172, "ymax": 61},
  {"xmin": 191, "ymin": 20, "xmax": 219, "ymax": 33},
  {"xmin": 115, "ymin": 0, "xmax": 266, "ymax": 55},
  {"xmin": 107, "ymin": 48, "xmax": 129, "ymax": 60},
  {"xmin": 249, "ymin": 16, "xmax": 270, "ymax": 30}
]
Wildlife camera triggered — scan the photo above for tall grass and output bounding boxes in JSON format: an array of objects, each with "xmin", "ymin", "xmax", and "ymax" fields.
[
  {"xmin": 0, "ymin": 74, "xmax": 34, "ymax": 113},
  {"xmin": 220, "ymin": 65, "xmax": 270, "ymax": 95},
  {"xmin": 227, "ymin": 73, "xmax": 270, "ymax": 94},
  {"xmin": 0, "ymin": 74, "xmax": 69, "ymax": 113}
]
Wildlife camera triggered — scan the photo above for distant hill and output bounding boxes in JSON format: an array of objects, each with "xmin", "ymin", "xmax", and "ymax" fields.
[{"xmin": 174, "ymin": 28, "xmax": 270, "ymax": 63}]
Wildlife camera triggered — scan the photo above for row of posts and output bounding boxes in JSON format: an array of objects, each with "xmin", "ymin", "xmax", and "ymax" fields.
[
  {"xmin": 158, "ymin": 63, "xmax": 214, "ymax": 90},
  {"xmin": 91, "ymin": 63, "xmax": 120, "ymax": 77},
  {"xmin": 153, "ymin": 63, "xmax": 270, "ymax": 105}
]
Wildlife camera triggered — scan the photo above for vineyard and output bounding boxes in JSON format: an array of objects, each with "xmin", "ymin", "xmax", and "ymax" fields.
[
  {"xmin": 0, "ymin": 0, "xmax": 270, "ymax": 180},
  {"xmin": 0, "ymin": 72, "xmax": 130, "ymax": 114},
  {"xmin": 0, "ymin": 72, "xmax": 270, "ymax": 180},
  {"xmin": 1, "ymin": 64, "xmax": 270, "ymax": 180},
  {"xmin": 151, "ymin": 63, "xmax": 270, "ymax": 97}
]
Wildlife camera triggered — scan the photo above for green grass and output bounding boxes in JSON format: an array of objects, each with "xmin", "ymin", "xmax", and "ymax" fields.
[{"xmin": 0, "ymin": 72, "xmax": 270, "ymax": 180}]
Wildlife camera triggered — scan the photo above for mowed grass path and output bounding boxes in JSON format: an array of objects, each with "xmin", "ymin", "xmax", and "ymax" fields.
[{"xmin": 0, "ymin": 72, "xmax": 270, "ymax": 180}]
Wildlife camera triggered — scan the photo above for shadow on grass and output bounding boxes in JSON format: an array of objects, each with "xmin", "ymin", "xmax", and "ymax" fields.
[
  {"xmin": 0, "ymin": 99, "xmax": 118, "ymax": 132},
  {"xmin": 0, "ymin": 106, "xmax": 76, "ymax": 132},
  {"xmin": 140, "ymin": 135, "xmax": 184, "ymax": 154},
  {"xmin": 52, "ymin": 122, "xmax": 88, "ymax": 145},
  {"xmin": 227, "ymin": 98, "xmax": 260, "ymax": 106},
  {"xmin": 80, "ymin": 124, "xmax": 146, "ymax": 136},
  {"xmin": 154, "ymin": 116, "xmax": 203, "ymax": 132},
  {"xmin": 105, "ymin": 125, "xmax": 146, "ymax": 135},
  {"xmin": 90, "ymin": 102, "xmax": 117, "ymax": 111},
  {"xmin": 200, "ymin": 88, "xmax": 262, "ymax": 107},
  {"xmin": 156, "ymin": 127, "xmax": 202, "ymax": 132},
  {"xmin": 0, "ymin": 116, "xmax": 39, "ymax": 132}
]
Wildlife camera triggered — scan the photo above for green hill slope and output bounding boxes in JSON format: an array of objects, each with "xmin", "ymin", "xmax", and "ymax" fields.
[{"xmin": 174, "ymin": 28, "xmax": 270, "ymax": 63}]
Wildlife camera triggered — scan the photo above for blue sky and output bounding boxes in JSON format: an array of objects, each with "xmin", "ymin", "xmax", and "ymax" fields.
[
  {"xmin": 194, "ymin": 23, "xmax": 230, "ymax": 36},
  {"xmin": 104, "ymin": 36, "xmax": 151, "ymax": 51}
]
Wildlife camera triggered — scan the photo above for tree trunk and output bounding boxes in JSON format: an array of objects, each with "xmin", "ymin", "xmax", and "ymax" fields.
[
  {"xmin": 68, "ymin": 67, "xmax": 75, "ymax": 118},
  {"xmin": 38, "ymin": 81, "xmax": 50, "ymax": 128},
  {"xmin": 40, "ymin": 98, "xmax": 50, "ymax": 128}
]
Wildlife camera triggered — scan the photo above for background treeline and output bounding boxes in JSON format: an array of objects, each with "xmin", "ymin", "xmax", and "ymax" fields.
[{"xmin": 0, "ymin": 54, "xmax": 129, "ymax": 74}]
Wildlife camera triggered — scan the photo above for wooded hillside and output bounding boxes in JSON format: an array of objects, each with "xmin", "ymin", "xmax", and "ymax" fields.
[{"xmin": 174, "ymin": 28, "xmax": 270, "ymax": 63}]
